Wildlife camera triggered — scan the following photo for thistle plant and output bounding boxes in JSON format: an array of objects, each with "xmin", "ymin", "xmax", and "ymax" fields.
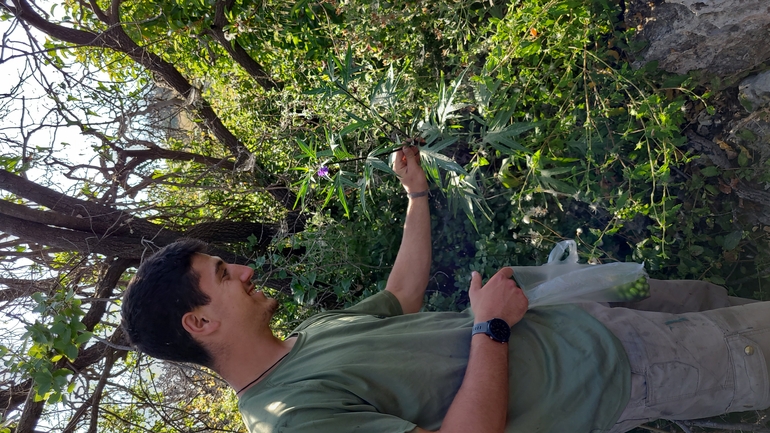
[{"xmin": 295, "ymin": 48, "xmax": 539, "ymax": 228}]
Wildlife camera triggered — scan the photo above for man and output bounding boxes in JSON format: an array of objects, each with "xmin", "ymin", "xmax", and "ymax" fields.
[{"xmin": 122, "ymin": 146, "xmax": 770, "ymax": 433}]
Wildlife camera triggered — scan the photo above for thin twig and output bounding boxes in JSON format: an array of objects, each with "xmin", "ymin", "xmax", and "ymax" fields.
[
  {"xmin": 637, "ymin": 424, "xmax": 671, "ymax": 433},
  {"xmin": 672, "ymin": 420, "xmax": 693, "ymax": 433},
  {"xmin": 330, "ymin": 146, "xmax": 404, "ymax": 165},
  {"xmin": 683, "ymin": 419, "xmax": 770, "ymax": 433},
  {"xmin": 333, "ymin": 81, "xmax": 409, "ymax": 138}
]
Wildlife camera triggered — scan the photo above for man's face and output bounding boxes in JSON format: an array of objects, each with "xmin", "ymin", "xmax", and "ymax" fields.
[{"xmin": 189, "ymin": 253, "xmax": 279, "ymax": 331}]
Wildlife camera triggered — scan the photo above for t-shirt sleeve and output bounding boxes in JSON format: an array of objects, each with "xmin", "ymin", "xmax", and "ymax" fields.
[
  {"xmin": 240, "ymin": 386, "xmax": 417, "ymax": 433},
  {"xmin": 344, "ymin": 290, "xmax": 403, "ymax": 317},
  {"xmin": 278, "ymin": 410, "xmax": 417, "ymax": 433}
]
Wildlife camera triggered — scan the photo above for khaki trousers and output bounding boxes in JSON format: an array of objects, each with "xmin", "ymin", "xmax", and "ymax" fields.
[{"xmin": 579, "ymin": 280, "xmax": 770, "ymax": 433}]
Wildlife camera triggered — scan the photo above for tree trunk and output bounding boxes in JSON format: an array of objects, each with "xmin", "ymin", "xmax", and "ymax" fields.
[{"xmin": 185, "ymin": 220, "xmax": 278, "ymax": 245}]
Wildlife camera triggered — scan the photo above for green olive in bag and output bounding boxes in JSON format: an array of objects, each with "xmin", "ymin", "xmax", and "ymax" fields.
[{"xmin": 614, "ymin": 277, "xmax": 650, "ymax": 301}]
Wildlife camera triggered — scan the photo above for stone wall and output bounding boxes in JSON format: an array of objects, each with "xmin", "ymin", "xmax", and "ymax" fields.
[{"xmin": 626, "ymin": 0, "xmax": 770, "ymax": 76}]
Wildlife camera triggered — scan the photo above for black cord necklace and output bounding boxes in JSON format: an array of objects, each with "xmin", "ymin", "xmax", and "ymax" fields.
[{"xmin": 237, "ymin": 352, "xmax": 290, "ymax": 394}]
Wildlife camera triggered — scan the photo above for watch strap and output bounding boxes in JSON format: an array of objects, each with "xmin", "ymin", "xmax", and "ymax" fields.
[{"xmin": 472, "ymin": 318, "xmax": 511, "ymax": 343}]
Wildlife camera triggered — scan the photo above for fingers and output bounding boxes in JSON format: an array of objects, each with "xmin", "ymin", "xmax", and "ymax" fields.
[
  {"xmin": 393, "ymin": 146, "xmax": 417, "ymax": 173},
  {"xmin": 494, "ymin": 267, "xmax": 514, "ymax": 281},
  {"xmin": 469, "ymin": 268, "xmax": 528, "ymax": 325},
  {"xmin": 470, "ymin": 268, "xmax": 513, "ymax": 291},
  {"xmin": 393, "ymin": 149, "xmax": 406, "ymax": 173},
  {"xmin": 469, "ymin": 271, "xmax": 482, "ymax": 293},
  {"xmin": 394, "ymin": 148, "xmax": 405, "ymax": 164},
  {"xmin": 402, "ymin": 145, "xmax": 420, "ymax": 164}
]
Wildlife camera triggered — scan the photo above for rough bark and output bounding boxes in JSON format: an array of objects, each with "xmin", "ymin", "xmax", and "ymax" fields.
[
  {"xmin": 0, "ymin": 212, "xmax": 146, "ymax": 259},
  {"xmin": 0, "ymin": 169, "xmax": 303, "ymax": 269},
  {"xmin": 81, "ymin": 258, "xmax": 132, "ymax": 330},
  {"xmin": 0, "ymin": 200, "xmax": 109, "ymax": 234},
  {"xmin": 15, "ymin": 387, "xmax": 44, "ymax": 433},
  {"xmin": 185, "ymin": 220, "xmax": 278, "ymax": 245},
  {"xmin": 0, "ymin": 380, "xmax": 33, "ymax": 421}
]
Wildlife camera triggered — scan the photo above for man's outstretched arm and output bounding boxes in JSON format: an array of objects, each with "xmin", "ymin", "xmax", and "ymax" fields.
[
  {"xmin": 413, "ymin": 268, "xmax": 529, "ymax": 433},
  {"xmin": 385, "ymin": 146, "xmax": 431, "ymax": 314}
]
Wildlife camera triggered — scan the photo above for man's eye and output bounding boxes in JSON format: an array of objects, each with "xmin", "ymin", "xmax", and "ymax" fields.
[{"xmin": 223, "ymin": 269, "xmax": 229, "ymax": 279}]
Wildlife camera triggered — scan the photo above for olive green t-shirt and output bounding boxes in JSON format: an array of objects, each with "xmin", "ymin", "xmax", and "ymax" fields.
[{"xmin": 238, "ymin": 291, "xmax": 630, "ymax": 433}]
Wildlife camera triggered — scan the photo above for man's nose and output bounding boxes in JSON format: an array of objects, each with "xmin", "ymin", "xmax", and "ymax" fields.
[{"xmin": 233, "ymin": 264, "xmax": 254, "ymax": 282}]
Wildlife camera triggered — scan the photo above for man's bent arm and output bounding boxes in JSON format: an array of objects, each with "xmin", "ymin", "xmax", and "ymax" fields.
[
  {"xmin": 413, "ymin": 268, "xmax": 528, "ymax": 433},
  {"xmin": 386, "ymin": 147, "xmax": 431, "ymax": 314}
]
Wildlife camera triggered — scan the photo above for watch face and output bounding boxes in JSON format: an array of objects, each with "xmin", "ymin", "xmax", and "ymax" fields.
[{"xmin": 489, "ymin": 318, "xmax": 511, "ymax": 342}]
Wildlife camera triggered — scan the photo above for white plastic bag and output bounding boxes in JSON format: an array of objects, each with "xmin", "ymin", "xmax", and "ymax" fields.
[{"xmin": 509, "ymin": 240, "xmax": 649, "ymax": 309}]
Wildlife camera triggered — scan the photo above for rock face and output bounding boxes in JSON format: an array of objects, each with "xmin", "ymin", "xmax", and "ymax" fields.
[
  {"xmin": 739, "ymin": 70, "xmax": 770, "ymax": 112},
  {"xmin": 626, "ymin": 0, "xmax": 770, "ymax": 76}
]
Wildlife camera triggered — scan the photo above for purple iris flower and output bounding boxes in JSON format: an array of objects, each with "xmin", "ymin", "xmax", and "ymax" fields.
[{"xmin": 317, "ymin": 166, "xmax": 329, "ymax": 177}]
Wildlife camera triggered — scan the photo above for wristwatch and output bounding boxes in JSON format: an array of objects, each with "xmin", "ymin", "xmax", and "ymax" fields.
[{"xmin": 472, "ymin": 318, "xmax": 511, "ymax": 343}]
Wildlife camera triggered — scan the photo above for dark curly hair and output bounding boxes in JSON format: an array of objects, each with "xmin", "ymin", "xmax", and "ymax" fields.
[{"xmin": 121, "ymin": 239, "xmax": 213, "ymax": 366}]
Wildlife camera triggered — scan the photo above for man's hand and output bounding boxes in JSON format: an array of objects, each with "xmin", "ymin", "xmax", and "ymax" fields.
[
  {"xmin": 393, "ymin": 146, "xmax": 429, "ymax": 195},
  {"xmin": 469, "ymin": 268, "xmax": 528, "ymax": 326}
]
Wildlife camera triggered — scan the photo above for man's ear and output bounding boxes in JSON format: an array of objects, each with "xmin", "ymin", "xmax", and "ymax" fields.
[{"xmin": 182, "ymin": 309, "xmax": 220, "ymax": 337}]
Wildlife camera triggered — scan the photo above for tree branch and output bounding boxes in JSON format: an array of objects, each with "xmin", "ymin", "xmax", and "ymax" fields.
[
  {"xmin": 0, "ymin": 276, "xmax": 59, "ymax": 302},
  {"xmin": 208, "ymin": 0, "xmax": 282, "ymax": 91},
  {"xmin": 15, "ymin": 385, "xmax": 44, "ymax": 433}
]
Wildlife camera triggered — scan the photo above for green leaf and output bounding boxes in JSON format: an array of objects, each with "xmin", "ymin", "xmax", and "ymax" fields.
[
  {"xmin": 337, "ymin": 183, "xmax": 349, "ymax": 218},
  {"xmin": 420, "ymin": 145, "xmax": 466, "ymax": 175},
  {"xmin": 436, "ymin": 69, "xmax": 469, "ymax": 125},
  {"xmin": 700, "ymin": 166, "xmax": 720, "ymax": 177},
  {"xmin": 473, "ymin": 77, "xmax": 502, "ymax": 117},
  {"xmin": 366, "ymin": 155, "xmax": 396, "ymax": 176},
  {"xmin": 738, "ymin": 150, "xmax": 750, "ymax": 167},
  {"xmin": 50, "ymin": 322, "xmax": 67, "ymax": 337},
  {"xmin": 537, "ymin": 176, "xmax": 577, "ymax": 195},
  {"xmin": 74, "ymin": 332, "xmax": 92, "ymax": 345},
  {"xmin": 519, "ymin": 42, "xmax": 540, "ymax": 57},
  {"xmin": 482, "ymin": 122, "xmax": 538, "ymax": 154},
  {"xmin": 31, "ymin": 292, "xmax": 46, "ymax": 304},
  {"xmin": 425, "ymin": 136, "xmax": 459, "ymax": 153},
  {"xmin": 539, "ymin": 166, "xmax": 572, "ymax": 177},
  {"xmin": 64, "ymin": 343, "xmax": 78, "ymax": 361},
  {"xmin": 339, "ymin": 120, "xmax": 373, "ymax": 137},
  {"xmin": 33, "ymin": 371, "xmax": 52, "ymax": 395},
  {"xmin": 661, "ymin": 74, "xmax": 690, "ymax": 88},
  {"xmin": 723, "ymin": 231, "xmax": 743, "ymax": 251},
  {"xmin": 295, "ymin": 138, "xmax": 315, "ymax": 159},
  {"xmin": 370, "ymin": 64, "xmax": 400, "ymax": 109}
]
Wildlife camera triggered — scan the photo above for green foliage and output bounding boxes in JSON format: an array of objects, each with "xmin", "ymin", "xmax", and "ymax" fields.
[
  {"xmin": 250, "ymin": 0, "xmax": 769, "ymax": 312},
  {"xmin": 250, "ymin": 190, "xmax": 409, "ymax": 332},
  {"xmin": 9, "ymin": 291, "xmax": 92, "ymax": 404}
]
